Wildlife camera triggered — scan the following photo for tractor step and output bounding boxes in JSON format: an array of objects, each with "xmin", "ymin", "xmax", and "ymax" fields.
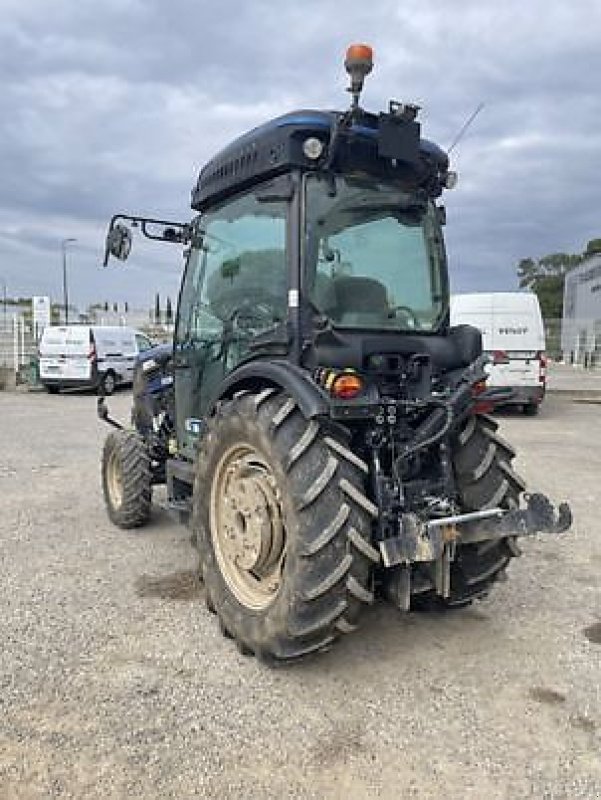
[{"xmin": 161, "ymin": 498, "xmax": 191, "ymax": 525}]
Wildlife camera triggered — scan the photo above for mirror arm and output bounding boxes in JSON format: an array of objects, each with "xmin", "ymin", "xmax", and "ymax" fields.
[
  {"xmin": 139, "ymin": 219, "xmax": 192, "ymax": 243},
  {"xmin": 103, "ymin": 214, "xmax": 192, "ymax": 266}
]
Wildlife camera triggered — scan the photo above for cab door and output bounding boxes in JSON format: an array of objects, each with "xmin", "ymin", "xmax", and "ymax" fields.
[{"xmin": 174, "ymin": 193, "xmax": 288, "ymax": 461}]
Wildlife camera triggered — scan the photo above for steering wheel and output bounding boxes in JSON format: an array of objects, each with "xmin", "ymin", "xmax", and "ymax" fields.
[
  {"xmin": 388, "ymin": 305, "xmax": 419, "ymax": 329},
  {"xmin": 228, "ymin": 302, "xmax": 275, "ymax": 333}
]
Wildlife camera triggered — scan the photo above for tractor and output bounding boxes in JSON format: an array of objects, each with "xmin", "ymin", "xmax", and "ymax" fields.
[{"xmin": 99, "ymin": 45, "xmax": 571, "ymax": 662}]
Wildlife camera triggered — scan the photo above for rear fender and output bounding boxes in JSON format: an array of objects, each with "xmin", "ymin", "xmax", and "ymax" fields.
[{"xmin": 215, "ymin": 360, "xmax": 329, "ymax": 419}]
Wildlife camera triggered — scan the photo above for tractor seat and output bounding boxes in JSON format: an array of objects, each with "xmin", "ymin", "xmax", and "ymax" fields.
[{"xmin": 331, "ymin": 276, "xmax": 390, "ymax": 326}]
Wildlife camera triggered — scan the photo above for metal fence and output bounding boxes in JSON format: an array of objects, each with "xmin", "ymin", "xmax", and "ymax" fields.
[
  {"xmin": 544, "ymin": 319, "xmax": 563, "ymax": 361},
  {"xmin": 0, "ymin": 315, "xmax": 38, "ymax": 383},
  {"xmin": 558, "ymin": 316, "xmax": 601, "ymax": 368}
]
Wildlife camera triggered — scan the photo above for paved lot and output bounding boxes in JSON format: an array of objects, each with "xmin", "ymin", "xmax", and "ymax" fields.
[
  {"xmin": 1, "ymin": 390, "xmax": 600, "ymax": 799},
  {"xmin": 547, "ymin": 363, "xmax": 601, "ymax": 395}
]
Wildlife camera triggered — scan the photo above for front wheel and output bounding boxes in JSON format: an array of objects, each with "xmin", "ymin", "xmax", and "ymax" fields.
[
  {"xmin": 192, "ymin": 389, "xmax": 379, "ymax": 662},
  {"xmin": 101, "ymin": 431, "xmax": 152, "ymax": 528}
]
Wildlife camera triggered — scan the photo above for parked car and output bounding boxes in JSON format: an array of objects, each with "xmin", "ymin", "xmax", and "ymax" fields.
[
  {"xmin": 39, "ymin": 325, "xmax": 153, "ymax": 395},
  {"xmin": 450, "ymin": 292, "xmax": 546, "ymax": 414}
]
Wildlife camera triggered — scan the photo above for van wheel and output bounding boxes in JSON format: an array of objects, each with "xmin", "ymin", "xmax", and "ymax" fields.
[
  {"xmin": 45, "ymin": 385, "xmax": 60, "ymax": 394},
  {"xmin": 523, "ymin": 403, "xmax": 539, "ymax": 416},
  {"xmin": 99, "ymin": 370, "xmax": 116, "ymax": 396}
]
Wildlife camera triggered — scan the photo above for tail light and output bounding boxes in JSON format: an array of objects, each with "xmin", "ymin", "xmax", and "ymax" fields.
[
  {"xmin": 314, "ymin": 367, "xmax": 365, "ymax": 399},
  {"xmin": 472, "ymin": 378, "xmax": 494, "ymax": 414},
  {"xmin": 331, "ymin": 371, "xmax": 364, "ymax": 399},
  {"xmin": 537, "ymin": 351, "xmax": 547, "ymax": 384},
  {"xmin": 472, "ymin": 379, "xmax": 487, "ymax": 396},
  {"xmin": 88, "ymin": 342, "xmax": 97, "ymax": 362},
  {"xmin": 492, "ymin": 350, "xmax": 509, "ymax": 365}
]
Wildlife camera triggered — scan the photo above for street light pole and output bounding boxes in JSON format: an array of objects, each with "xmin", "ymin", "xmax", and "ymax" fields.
[{"xmin": 61, "ymin": 238, "xmax": 77, "ymax": 324}]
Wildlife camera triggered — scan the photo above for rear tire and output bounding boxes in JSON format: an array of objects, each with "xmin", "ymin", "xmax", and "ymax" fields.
[
  {"xmin": 446, "ymin": 413, "xmax": 526, "ymax": 605},
  {"xmin": 192, "ymin": 389, "xmax": 378, "ymax": 662},
  {"xmin": 523, "ymin": 402, "xmax": 539, "ymax": 416},
  {"xmin": 44, "ymin": 385, "xmax": 60, "ymax": 394},
  {"xmin": 101, "ymin": 431, "xmax": 151, "ymax": 528}
]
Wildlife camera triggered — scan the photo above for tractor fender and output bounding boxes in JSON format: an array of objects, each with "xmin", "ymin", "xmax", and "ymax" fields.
[{"xmin": 216, "ymin": 359, "xmax": 329, "ymax": 419}]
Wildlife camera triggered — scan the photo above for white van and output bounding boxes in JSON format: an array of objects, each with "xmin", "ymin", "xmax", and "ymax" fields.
[
  {"xmin": 39, "ymin": 325, "xmax": 153, "ymax": 395},
  {"xmin": 450, "ymin": 292, "xmax": 546, "ymax": 414}
]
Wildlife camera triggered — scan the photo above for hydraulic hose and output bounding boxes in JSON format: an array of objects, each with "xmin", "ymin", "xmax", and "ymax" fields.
[{"xmin": 397, "ymin": 381, "xmax": 473, "ymax": 463}]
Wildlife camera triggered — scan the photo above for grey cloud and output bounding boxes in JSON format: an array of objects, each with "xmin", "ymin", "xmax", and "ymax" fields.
[{"xmin": 0, "ymin": 0, "xmax": 600, "ymax": 310}]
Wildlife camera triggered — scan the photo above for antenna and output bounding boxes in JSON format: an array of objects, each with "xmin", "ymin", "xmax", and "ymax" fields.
[{"xmin": 447, "ymin": 102, "xmax": 485, "ymax": 155}]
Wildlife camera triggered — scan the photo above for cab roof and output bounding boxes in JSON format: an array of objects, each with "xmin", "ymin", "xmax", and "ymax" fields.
[{"xmin": 191, "ymin": 109, "xmax": 449, "ymax": 212}]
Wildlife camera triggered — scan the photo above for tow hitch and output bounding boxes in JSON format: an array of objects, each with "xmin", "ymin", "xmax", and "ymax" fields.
[
  {"xmin": 381, "ymin": 493, "xmax": 572, "ymax": 607},
  {"xmin": 430, "ymin": 493, "xmax": 572, "ymax": 544}
]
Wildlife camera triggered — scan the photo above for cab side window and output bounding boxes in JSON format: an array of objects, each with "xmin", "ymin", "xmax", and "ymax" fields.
[{"xmin": 176, "ymin": 192, "xmax": 287, "ymax": 370}]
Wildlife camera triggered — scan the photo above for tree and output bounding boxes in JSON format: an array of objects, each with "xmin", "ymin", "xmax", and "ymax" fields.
[
  {"xmin": 104, "ymin": 301, "xmax": 109, "ymax": 312},
  {"xmin": 166, "ymin": 296, "xmax": 173, "ymax": 324},
  {"xmin": 154, "ymin": 293, "xmax": 161, "ymax": 324},
  {"xmin": 516, "ymin": 252, "xmax": 584, "ymax": 320},
  {"xmin": 586, "ymin": 238, "xmax": 601, "ymax": 256},
  {"xmin": 113, "ymin": 302, "xmax": 118, "ymax": 313},
  {"xmin": 124, "ymin": 300, "xmax": 129, "ymax": 313}
]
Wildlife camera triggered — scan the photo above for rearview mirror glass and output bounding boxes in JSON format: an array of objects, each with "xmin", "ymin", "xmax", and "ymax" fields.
[{"xmin": 105, "ymin": 223, "xmax": 132, "ymax": 262}]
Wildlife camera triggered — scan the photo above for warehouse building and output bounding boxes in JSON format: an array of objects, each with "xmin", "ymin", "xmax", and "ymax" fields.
[
  {"xmin": 561, "ymin": 243, "xmax": 601, "ymax": 365},
  {"xmin": 561, "ymin": 244, "xmax": 601, "ymax": 367}
]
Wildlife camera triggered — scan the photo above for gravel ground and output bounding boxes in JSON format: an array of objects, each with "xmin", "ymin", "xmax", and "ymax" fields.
[{"xmin": 0, "ymin": 390, "xmax": 599, "ymax": 799}]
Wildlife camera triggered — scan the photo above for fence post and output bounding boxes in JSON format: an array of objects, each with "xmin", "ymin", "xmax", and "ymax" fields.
[
  {"xmin": 13, "ymin": 316, "xmax": 18, "ymax": 373},
  {"xmin": 19, "ymin": 316, "xmax": 25, "ymax": 368}
]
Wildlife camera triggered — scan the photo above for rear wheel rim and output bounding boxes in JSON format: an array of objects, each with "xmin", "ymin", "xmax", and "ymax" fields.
[
  {"xmin": 103, "ymin": 373, "xmax": 115, "ymax": 393},
  {"xmin": 210, "ymin": 443, "xmax": 286, "ymax": 611},
  {"xmin": 106, "ymin": 449, "xmax": 123, "ymax": 509}
]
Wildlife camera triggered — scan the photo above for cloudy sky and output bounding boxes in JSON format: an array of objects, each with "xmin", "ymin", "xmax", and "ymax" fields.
[{"xmin": 1, "ymin": 0, "xmax": 600, "ymax": 312}]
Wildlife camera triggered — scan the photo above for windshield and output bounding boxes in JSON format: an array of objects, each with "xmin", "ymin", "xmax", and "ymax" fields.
[{"xmin": 304, "ymin": 174, "xmax": 448, "ymax": 332}]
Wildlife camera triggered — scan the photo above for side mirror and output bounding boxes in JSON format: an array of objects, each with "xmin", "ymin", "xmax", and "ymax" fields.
[{"xmin": 104, "ymin": 223, "xmax": 132, "ymax": 265}]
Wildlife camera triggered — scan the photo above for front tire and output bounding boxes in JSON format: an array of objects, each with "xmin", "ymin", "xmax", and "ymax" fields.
[
  {"xmin": 192, "ymin": 389, "xmax": 378, "ymax": 662},
  {"xmin": 101, "ymin": 431, "xmax": 152, "ymax": 528}
]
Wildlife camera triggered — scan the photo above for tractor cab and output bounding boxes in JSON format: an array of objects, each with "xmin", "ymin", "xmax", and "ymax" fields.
[{"xmin": 105, "ymin": 45, "xmax": 457, "ymax": 459}]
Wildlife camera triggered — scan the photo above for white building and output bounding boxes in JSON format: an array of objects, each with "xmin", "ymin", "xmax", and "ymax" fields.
[{"xmin": 561, "ymin": 248, "xmax": 601, "ymax": 365}]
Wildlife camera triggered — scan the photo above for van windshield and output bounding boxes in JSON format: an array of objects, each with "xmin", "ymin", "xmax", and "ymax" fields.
[{"xmin": 304, "ymin": 174, "xmax": 448, "ymax": 332}]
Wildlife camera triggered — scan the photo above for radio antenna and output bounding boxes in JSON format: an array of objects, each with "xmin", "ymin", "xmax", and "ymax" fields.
[{"xmin": 447, "ymin": 102, "xmax": 485, "ymax": 155}]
